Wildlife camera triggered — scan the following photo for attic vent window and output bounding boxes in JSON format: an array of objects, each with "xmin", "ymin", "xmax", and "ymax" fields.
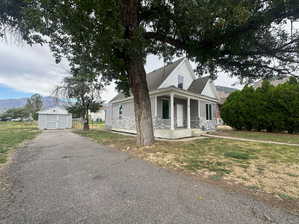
[{"xmin": 178, "ymin": 75, "xmax": 184, "ymax": 89}]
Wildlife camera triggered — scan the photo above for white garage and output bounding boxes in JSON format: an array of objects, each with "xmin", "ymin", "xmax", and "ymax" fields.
[{"xmin": 38, "ymin": 107, "xmax": 72, "ymax": 130}]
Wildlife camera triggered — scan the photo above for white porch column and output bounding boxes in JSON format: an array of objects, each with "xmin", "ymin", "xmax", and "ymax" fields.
[
  {"xmin": 154, "ymin": 95, "xmax": 158, "ymax": 118},
  {"xmin": 198, "ymin": 100, "xmax": 201, "ymax": 119},
  {"xmin": 187, "ymin": 97, "xmax": 191, "ymax": 129},
  {"xmin": 170, "ymin": 93, "xmax": 174, "ymax": 130}
]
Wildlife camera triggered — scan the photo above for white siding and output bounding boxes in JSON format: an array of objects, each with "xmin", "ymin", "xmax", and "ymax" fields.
[
  {"xmin": 159, "ymin": 60, "xmax": 195, "ymax": 90},
  {"xmin": 201, "ymin": 80, "xmax": 218, "ymax": 99},
  {"xmin": 38, "ymin": 114, "xmax": 72, "ymax": 130}
]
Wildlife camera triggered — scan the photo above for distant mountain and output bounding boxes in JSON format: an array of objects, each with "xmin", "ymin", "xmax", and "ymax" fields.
[
  {"xmin": 0, "ymin": 96, "xmax": 65, "ymax": 113},
  {"xmin": 216, "ymin": 86, "xmax": 238, "ymax": 94},
  {"xmin": 216, "ymin": 86, "xmax": 238, "ymax": 104}
]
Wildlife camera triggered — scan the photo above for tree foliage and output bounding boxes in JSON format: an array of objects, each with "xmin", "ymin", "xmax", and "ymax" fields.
[
  {"xmin": 2, "ymin": 0, "xmax": 298, "ymax": 79},
  {"xmin": 2, "ymin": 0, "xmax": 299, "ymax": 145},
  {"xmin": 55, "ymin": 73, "xmax": 103, "ymax": 130},
  {"xmin": 25, "ymin": 93, "xmax": 43, "ymax": 120},
  {"xmin": 0, "ymin": 107, "xmax": 30, "ymax": 121},
  {"xmin": 221, "ymin": 78, "xmax": 299, "ymax": 133},
  {"xmin": 0, "ymin": 93, "xmax": 42, "ymax": 121}
]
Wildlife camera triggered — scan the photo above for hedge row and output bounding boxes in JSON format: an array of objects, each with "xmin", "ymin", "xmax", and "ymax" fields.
[{"xmin": 221, "ymin": 77, "xmax": 299, "ymax": 133}]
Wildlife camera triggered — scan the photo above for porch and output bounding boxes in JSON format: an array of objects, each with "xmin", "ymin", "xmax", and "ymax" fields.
[
  {"xmin": 152, "ymin": 92, "xmax": 217, "ymax": 138},
  {"xmin": 109, "ymin": 88, "xmax": 218, "ymax": 139}
]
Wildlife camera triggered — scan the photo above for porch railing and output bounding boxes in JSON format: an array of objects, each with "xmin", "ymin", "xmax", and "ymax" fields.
[
  {"xmin": 110, "ymin": 116, "xmax": 217, "ymax": 131},
  {"xmin": 191, "ymin": 117, "xmax": 217, "ymax": 130}
]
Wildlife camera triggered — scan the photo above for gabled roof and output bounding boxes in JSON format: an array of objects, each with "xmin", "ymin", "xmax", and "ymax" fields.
[
  {"xmin": 188, "ymin": 76, "xmax": 210, "ymax": 95},
  {"xmin": 147, "ymin": 58, "xmax": 184, "ymax": 91},
  {"xmin": 110, "ymin": 58, "xmax": 185, "ymax": 102}
]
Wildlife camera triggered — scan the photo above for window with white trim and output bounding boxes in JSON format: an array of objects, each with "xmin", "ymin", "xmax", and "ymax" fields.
[
  {"xmin": 206, "ymin": 104, "xmax": 212, "ymax": 120},
  {"xmin": 178, "ymin": 75, "xmax": 184, "ymax": 89}
]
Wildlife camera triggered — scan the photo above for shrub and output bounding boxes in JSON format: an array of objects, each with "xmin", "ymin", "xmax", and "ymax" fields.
[{"xmin": 221, "ymin": 78, "xmax": 299, "ymax": 133}]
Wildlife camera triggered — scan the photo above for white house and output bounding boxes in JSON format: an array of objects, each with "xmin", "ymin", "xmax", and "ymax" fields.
[
  {"xmin": 105, "ymin": 58, "xmax": 220, "ymax": 139},
  {"xmin": 38, "ymin": 106, "xmax": 72, "ymax": 130},
  {"xmin": 90, "ymin": 108, "xmax": 106, "ymax": 122}
]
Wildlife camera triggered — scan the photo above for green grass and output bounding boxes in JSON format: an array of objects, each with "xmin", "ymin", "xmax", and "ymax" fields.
[
  {"xmin": 212, "ymin": 130, "xmax": 299, "ymax": 144},
  {"xmin": 74, "ymin": 129, "xmax": 135, "ymax": 146},
  {"xmin": 0, "ymin": 122, "xmax": 40, "ymax": 164},
  {"xmin": 75, "ymin": 130, "xmax": 299, "ymax": 170},
  {"xmin": 224, "ymin": 151, "xmax": 251, "ymax": 160},
  {"xmin": 278, "ymin": 193, "xmax": 295, "ymax": 200}
]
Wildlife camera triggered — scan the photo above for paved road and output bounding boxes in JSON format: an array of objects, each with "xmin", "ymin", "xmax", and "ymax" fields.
[{"xmin": 0, "ymin": 130, "xmax": 298, "ymax": 224}]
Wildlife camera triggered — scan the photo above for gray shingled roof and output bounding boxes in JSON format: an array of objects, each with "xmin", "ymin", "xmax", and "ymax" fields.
[
  {"xmin": 110, "ymin": 58, "xmax": 184, "ymax": 102},
  {"xmin": 188, "ymin": 76, "xmax": 210, "ymax": 95},
  {"xmin": 147, "ymin": 58, "xmax": 184, "ymax": 91}
]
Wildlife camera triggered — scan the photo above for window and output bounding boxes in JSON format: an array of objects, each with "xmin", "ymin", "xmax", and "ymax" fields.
[
  {"xmin": 119, "ymin": 105, "xmax": 123, "ymax": 119},
  {"xmin": 206, "ymin": 104, "xmax": 212, "ymax": 120},
  {"xmin": 162, "ymin": 100, "xmax": 169, "ymax": 119},
  {"xmin": 178, "ymin": 75, "xmax": 184, "ymax": 89}
]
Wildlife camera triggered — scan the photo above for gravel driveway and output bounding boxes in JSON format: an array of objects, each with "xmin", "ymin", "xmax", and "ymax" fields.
[{"xmin": 0, "ymin": 130, "xmax": 298, "ymax": 224}]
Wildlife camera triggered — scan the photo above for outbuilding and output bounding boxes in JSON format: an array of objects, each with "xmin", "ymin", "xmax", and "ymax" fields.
[{"xmin": 38, "ymin": 106, "xmax": 72, "ymax": 130}]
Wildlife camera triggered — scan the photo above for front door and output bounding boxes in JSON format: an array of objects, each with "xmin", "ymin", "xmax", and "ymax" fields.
[{"xmin": 177, "ymin": 104, "xmax": 184, "ymax": 127}]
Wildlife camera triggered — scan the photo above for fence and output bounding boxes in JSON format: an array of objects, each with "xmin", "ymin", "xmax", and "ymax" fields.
[{"xmin": 72, "ymin": 118, "xmax": 105, "ymax": 130}]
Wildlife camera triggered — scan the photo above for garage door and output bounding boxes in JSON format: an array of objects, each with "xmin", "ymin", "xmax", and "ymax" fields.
[
  {"xmin": 45, "ymin": 115, "xmax": 69, "ymax": 129},
  {"xmin": 47, "ymin": 115, "xmax": 58, "ymax": 129},
  {"xmin": 58, "ymin": 115, "xmax": 67, "ymax": 129}
]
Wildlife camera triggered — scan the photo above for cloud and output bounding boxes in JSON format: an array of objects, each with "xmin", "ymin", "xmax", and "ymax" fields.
[
  {"xmin": 0, "ymin": 42, "xmax": 241, "ymax": 102},
  {"xmin": 0, "ymin": 40, "xmax": 69, "ymax": 96}
]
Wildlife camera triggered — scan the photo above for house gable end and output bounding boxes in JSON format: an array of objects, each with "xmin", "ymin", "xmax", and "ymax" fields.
[
  {"xmin": 158, "ymin": 59, "xmax": 195, "ymax": 90},
  {"xmin": 201, "ymin": 80, "xmax": 219, "ymax": 99}
]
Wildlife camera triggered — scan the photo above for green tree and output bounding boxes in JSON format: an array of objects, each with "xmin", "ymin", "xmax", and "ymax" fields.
[
  {"xmin": 221, "ymin": 77, "xmax": 299, "ymax": 133},
  {"xmin": 0, "ymin": 107, "xmax": 30, "ymax": 121},
  {"xmin": 55, "ymin": 73, "xmax": 103, "ymax": 130},
  {"xmin": 221, "ymin": 90, "xmax": 243, "ymax": 130},
  {"xmin": 273, "ymin": 80, "xmax": 299, "ymax": 133},
  {"xmin": 25, "ymin": 94, "xmax": 43, "ymax": 120},
  {"xmin": 2, "ymin": 0, "xmax": 299, "ymax": 145}
]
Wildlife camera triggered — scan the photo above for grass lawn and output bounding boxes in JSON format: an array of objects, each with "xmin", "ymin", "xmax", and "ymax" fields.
[
  {"xmin": 211, "ymin": 129, "xmax": 299, "ymax": 144},
  {"xmin": 75, "ymin": 129, "xmax": 299, "ymax": 202},
  {"xmin": 72, "ymin": 121, "xmax": 105, "ymax": 130},
  {"xmin": 0, "ymin": 122, "xmax": 40, "ymax": 164}
]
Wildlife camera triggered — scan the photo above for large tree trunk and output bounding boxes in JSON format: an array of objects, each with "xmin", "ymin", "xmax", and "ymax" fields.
[
  {"xmin": 83, "ymin": 111, "xmax": 90, "ymax": 130},
  {"xmin": 121, "ymin": 0, "xmax": 155, "ymax": 146},
  {"xmin": 128, "ymin": 58, "xmax": 155, "ymax": 146}
]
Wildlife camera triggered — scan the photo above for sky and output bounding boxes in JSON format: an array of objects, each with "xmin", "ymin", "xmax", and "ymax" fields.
[
  {"xmin": 0, "ymin": 40, "xmax": 241, "ymax": 102},
  {"xmin": 0, "ymin": 20, "xmax": 298, "ymax": 102}
]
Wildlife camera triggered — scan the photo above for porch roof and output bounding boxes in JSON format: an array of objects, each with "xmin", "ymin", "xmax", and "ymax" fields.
[{"xmin": 111, "ymin": 86, "xmax": 219, "ymax": 104}]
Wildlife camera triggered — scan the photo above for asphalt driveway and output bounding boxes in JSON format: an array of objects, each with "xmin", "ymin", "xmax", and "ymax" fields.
[{"xmin": 0, "ymin": 130, "xmax": 298, "ymax": 224}]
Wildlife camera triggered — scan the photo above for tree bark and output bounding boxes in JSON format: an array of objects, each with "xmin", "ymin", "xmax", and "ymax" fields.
[
  {"xmin": 83, "ymin": 110, "xmax": 90, "ymax": 130},
  {"xmin": 121, "ymin": 0, "xmax": 155, "ymax": 146},
  {"xmin": 128, "ymin": 58, "xmax": 155, "ymax": 146}
]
